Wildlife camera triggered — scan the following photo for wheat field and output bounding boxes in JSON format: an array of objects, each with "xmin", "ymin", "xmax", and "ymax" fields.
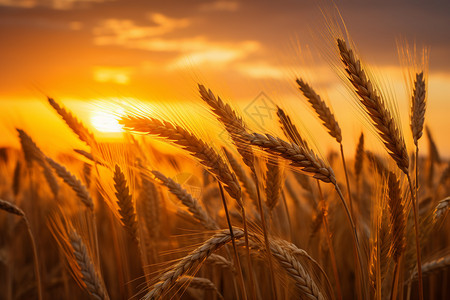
[{"xmin": 0, "ymin": 33, "xmax": 449, "ymax": 300}]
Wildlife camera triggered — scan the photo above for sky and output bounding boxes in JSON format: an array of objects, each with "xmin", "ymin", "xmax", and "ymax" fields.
[{"xmin": 0, "ymin": 0, "xmax": 449, "ymax": 157}]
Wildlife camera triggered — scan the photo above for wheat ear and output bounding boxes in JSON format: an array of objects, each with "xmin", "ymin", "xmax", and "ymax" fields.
[
  {"xmin": 199, "ymin": 84, "xmax": 255, "ymax": 171},
  {"xmin": 338, "ymin": 38, "xmax": 409, "ymax": 175},
  {"xmin": 296, "ymin": 78, "xmax": 342, "ymax": 143},
  {"xmin": 151, "ymin": 170, "xmax": 218, "ymax": 230},
  {"xmin": 0, "ymin": 199, "xmax": 42, "ymax": 300},
  {"xmin": 411, "ymin": 72, "xmax": 426, "ymax": 146},
  {"xmin": 355, "ymin": 132, "xmax": 364, "ymax": 184},
  {"xmin": 144, "ymin": 228, "xmax": 245, "ymax": 299},
  {"xmin": 297, "ymin": 78, "xmax": 354, "ymax": 219},
  {"xmin": 48, "ymin": 97, "xmax": 95, "ymax": 147},
  {"xmin": 69, "ymin": 230, "xmax": 109, "ymax": 300},
  {"xmin": 433, "ymin": 196, "xmax": 450, "ymax": 222},
  {"xmin": 46, "ymin": 157, "xmax": 94, "ymax": 210},
  {"xmin": 246, "ymin": 133, "xmax": 336, "ymax": 184},
  {"xmin": 17, "ymin": 129, "xmax": 59, "ymax": 197},
  {"xmin": 387, "ymin": 172, "xmax": 406, "ymax": 300},
  {"xmin": 120, "ymin": 116, "xmax": 241, "ymax": 204},
  {"xmin": 223, "ymin": 148, "xmax": 258, "ymax": 204},
  {"xmin": 113, "ymin": 165, "xmax": 139, "ymax": 241},
  {"xmin": 265, "ymin": 156, "xmax": 282, "ymax": 211}
]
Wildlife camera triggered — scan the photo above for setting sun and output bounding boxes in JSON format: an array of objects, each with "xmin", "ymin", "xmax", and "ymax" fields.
[{"xmin": 90, "ymin": 105, "xmax": 125, "ymax": 133}]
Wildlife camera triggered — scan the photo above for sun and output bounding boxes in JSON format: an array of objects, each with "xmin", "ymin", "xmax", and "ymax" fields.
[{"xmin": 90, "ymin": 109, "xmax": 124, "ymax": 133}]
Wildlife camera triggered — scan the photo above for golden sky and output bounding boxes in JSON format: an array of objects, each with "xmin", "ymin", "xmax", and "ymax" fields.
[{"xmin": 1, "ymin": 0, "xmax": 449, "ymax": 157}]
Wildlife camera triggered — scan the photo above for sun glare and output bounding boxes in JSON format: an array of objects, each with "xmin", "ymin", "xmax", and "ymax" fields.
[{"xmin": 90, "ymin": 109, "xmax": 124, "ymax": 133}]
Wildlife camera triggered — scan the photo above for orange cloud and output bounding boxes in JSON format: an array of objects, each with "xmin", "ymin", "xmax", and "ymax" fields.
[
  {"xmin": 93, "ymin": 67, "xmax": 132, "ymax": 84},
  {"xmin": 199, "ymin": 1, "xmax": 240, "ymax": 12}
]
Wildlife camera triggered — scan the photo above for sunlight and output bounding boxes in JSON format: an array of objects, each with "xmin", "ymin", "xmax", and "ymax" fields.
[{"xmin": 90, "ymin": 108, "xmax": 124, "ymax": 133}]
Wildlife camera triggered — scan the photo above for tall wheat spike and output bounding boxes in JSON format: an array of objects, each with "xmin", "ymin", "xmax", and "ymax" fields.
[
  {"xmin": 337, "ymin": 39, "xmax": 409, "ymax": 175},
  {"xmin": 411, "ymin": 72, "xmax": 426, "ymax": 146},
  {"xmin": 113, "ymin": 165, "xmax": 139, "ymax": 241},
  {"xmin": 17, "ymin": 129, "xmax": 59, "ymax": 197},
  {"xmin": 265, "ymin": 156, "xmax": 282, "ymax": 211},
  {"xmin": 198, "ymin": 85, "xmax": 255, "ymax": 171},
  {"xmin": 46, "ymin": 157, "xmax": 94, "ymax": 210},
  {"xmin": 296, "ymin": 78, "xmax": 342, "ymax": 143},
  {"xmin": 48, "ymin": 97, "xmax": 95, "ymax": 147}
]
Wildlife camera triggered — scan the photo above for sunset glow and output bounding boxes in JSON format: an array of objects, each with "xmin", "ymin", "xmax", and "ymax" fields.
[
  {"xmin": 1, "ymin": 2, "xmax": 450, "ymax": 300},
  {"xmin": 90, "ymin": 109, "xmax": 124, "ymax": 133}
]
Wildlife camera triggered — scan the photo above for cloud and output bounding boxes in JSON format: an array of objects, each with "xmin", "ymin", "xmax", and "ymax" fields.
[
  {"xmin": 199, "ymin": 1, "xmax": 240, "ymax": 12},
  {"xmin": 234, "ymin": 62, "xmax": 285, "ymax": 79},
  {"xmin": 94, "ymin": 14, "xmax": 261, "ymax": 67},
  {"xmin": 0, "ymin": 0, "xmax": 109, "ymax": 10},
  {"xmin": 93, "ymin": 66, "xmax": 132, "ymax": 84},
  {"xmin": 93, "ymin": 13, "xmax": 190, "ymax": 43}
]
